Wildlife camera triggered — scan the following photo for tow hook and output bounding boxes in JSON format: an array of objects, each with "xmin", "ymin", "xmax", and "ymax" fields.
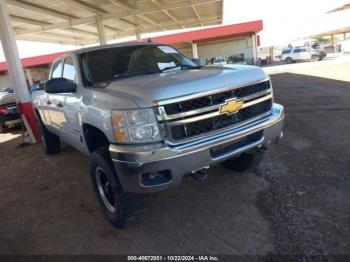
[{"xmin": 191, "ymin": 166, "xmax": 209, "ymax": 181}]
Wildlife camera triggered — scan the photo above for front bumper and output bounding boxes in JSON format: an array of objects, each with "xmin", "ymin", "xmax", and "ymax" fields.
[{"xmin": 110, "ymin": 103, "xmax": 285, "ymax": 193}]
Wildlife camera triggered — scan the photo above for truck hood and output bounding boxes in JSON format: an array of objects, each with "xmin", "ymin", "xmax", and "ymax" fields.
[{"xmin": 103, "ymin": 65, "xmax": 268, "ymax": 108}]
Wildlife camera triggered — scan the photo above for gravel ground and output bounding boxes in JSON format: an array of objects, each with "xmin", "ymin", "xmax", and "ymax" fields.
[
  {"xmin": 0, "ymin": 60, "xmax": 349, "ymax": 260},
  {"xmin": 257, "ymin": 71, "xmax": 350, "ymax": 261}
]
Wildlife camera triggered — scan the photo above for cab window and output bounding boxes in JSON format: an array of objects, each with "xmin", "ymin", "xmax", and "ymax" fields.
[
  {"xmin": 63, "ymin": 57, "xmax": 76, "ymax": 82},
  {"xmin": 51, "ymin": 60, "xmax": 63, "ymax": 79}
]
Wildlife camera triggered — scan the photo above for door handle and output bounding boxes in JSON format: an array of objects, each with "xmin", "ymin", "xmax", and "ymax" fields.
[{"xmin": 57, "ymin": 103, "xmax": 63, "ymax": 108}]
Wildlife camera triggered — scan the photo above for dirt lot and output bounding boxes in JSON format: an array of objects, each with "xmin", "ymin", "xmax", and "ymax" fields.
[{"xmin": 0, "ymin": 60, "xmax": 350, "ymax": 260}]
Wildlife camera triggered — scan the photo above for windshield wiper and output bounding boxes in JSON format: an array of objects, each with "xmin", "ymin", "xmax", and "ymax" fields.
[
  {"xmin": 160, "ymin": 66, "xmax": 182, "ymax": 72},
  {"xmin": 160, "ymin": 64, "xmax": 202, "ymax": 73}
]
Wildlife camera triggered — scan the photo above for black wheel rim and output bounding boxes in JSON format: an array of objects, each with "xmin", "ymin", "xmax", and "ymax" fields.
[{"xmin": 96, "ymin": 167, "xmax": 116, "ymax": 213}]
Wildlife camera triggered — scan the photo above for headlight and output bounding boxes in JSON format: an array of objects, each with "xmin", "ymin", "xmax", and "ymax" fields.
[{"xmin": 112, "ymin": 109, "xmax": 161, "ymax": 143}]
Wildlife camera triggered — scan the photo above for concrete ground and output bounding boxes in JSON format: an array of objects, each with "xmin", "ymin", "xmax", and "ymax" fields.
[{"xmin": 0, "ymin": 59, "xmax": 349, "ymax": 259}]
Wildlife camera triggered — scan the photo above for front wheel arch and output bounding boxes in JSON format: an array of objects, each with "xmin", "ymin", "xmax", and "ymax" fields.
[{"xmin": 83, "ymin": 124, "xmax": 110, "ymax": 153}]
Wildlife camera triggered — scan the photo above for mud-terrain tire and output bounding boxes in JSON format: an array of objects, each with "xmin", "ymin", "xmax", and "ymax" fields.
[
  {"xmin": 90, "ymin": 147, "xmax": 129, "ymax": 229},
  {"xmin": 223, "ymin": 149, "xmax": 265, "ymax": 172}
]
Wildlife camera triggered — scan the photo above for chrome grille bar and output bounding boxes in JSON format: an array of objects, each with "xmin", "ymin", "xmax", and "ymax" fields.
[{"xmin": 165, "ymin": 93, "xmax": 272, "ymax": 126}]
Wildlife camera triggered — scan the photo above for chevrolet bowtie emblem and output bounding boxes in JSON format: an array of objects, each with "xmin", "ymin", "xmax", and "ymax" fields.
[{"xmin": 220, "ymin": 99, "xmax": 244, "ymax": 115}]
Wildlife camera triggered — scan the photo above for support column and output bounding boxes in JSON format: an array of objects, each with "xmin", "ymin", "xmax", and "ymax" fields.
[
  {"xmin": 136, "ymin": 31, "xmax": 141, "ymax": 41},
  {"xmin": 344, "ymin": 32, "xmax": 347, "ymax": 40},
  {"xmin": 192, "ymin": 42, "xmax": 198, "ymax": 59},
  {"xmin": 96, "ymin": 16, "xmax": 107, "ymax": 45},
  {"xmin": 0, "ymin": 0, "xmax": 39, "ymax": 143},
  {"xmin": 252, "ymin": 33, "xmax": 258, "ymax": 65},
  {"xmin": 26, "ymin": 68, "xmax": 34, "ymax": 87}
]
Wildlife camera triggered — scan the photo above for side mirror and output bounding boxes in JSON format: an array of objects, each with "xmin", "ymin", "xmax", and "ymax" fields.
[
  {"xmin": 45, "ymin": 78, "xmax": 77, "ymax": 94},
  {"xmin": 192, "ymin": 58, "xmax": 202, "ymax": 66}
]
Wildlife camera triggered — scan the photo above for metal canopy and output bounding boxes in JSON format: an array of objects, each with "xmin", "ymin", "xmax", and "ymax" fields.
[
  {"xmin": 6, "ymin": 0, "xmax": 223, "ymax": 46},
  {"xmin": 311, "ymin": 26, "xmax": 350, "ymax": 38},
  {"xmin": 327, "ymin": 2, "xmax": 350, "ymax": 13}
]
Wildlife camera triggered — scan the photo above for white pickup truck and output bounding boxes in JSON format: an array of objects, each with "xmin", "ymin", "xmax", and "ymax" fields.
[{"xmin": 32, "ymin": 42, "xmax": 284, "ymax": 228}]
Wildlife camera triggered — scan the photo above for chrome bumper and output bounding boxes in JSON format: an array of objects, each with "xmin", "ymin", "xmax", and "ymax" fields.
[{"xmin": 109, "ymin": 103, "xmax": 284, "ymax": 193}]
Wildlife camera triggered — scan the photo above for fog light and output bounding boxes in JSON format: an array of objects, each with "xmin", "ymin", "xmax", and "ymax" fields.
[{"xmin": 141, "ymin": 170, "xmax": 171, "ymax": 187}]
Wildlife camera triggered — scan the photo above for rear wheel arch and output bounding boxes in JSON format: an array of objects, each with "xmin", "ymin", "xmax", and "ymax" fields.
[
  {"xmin": 36, "ymin": 109, "xmax": 61, "ymax": 155},
  {"xmin": 82, "ymin": 124, "xmax": 110, "ymax": 153},
  {"xmin": 34, "ymin": 108, "xmax": 42, "ymax": 122}
]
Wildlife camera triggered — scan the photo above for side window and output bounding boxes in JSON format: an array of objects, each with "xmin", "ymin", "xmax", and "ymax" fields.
[
  {"xmin": 51, "ymin": 60, "xmax": 63, "ymax": 79},
  {"xmin": 293, "ymin": 49, "xmax": 301, "ymax": 53},
  {"xmin": 301, "ymin": 49, "xmax": 307, "ymax": 52},
  {"xmin": 63, "ymin": 57, "xmax": 76, "ymax": 82}
]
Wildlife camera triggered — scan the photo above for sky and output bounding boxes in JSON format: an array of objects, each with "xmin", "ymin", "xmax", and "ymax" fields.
[{"xmin": 1, "ymin": 0, "xmax": 350, "ymax": 61}]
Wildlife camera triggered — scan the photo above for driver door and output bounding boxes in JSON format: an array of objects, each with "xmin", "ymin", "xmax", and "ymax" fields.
[
  {"xmin": 46, "ymin": 59, "xmax": 66, "ymax": 134},
  {"xmin": 59, "ymin": 56, "xmax": 82, "ymax": 146}
]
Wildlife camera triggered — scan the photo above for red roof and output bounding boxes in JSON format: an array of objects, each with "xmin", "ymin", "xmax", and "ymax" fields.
[
  {"xmin": 0, "ymin": 52, "xmax": 66, "ymax": 72},
  {"xmin": 149, "ymin": 20, "xmax": 263, "ymax": 44}
]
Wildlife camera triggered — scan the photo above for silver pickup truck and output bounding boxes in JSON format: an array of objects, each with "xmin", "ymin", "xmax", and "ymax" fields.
[{"xmin": 32, "ymin": 42, "xmax": 284, "ymax": 228}]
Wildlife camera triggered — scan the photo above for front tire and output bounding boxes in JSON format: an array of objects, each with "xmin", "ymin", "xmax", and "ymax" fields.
[
  {"xmin": 222, "ymin": 149, "xmax": 265, "ymax": 172},
  {"xmin": 90, "ymin": 147, "xmax": 127, "ymax": 229}
]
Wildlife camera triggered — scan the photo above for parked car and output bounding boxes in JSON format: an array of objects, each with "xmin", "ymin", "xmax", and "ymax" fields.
[
  {"xmin": 32, "ymin": 42, "xmax": 284, "ymax": 228},
  {"xmin": 281, "ymin": 47, "xmax": 326, "ymax": 64},
  {"xmin": 0, "ymin": 89, "xmax": 21, "ymax": 133}
]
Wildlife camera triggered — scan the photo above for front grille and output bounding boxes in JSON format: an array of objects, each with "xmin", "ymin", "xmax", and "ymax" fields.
[
  {"xmin": 164, "ymin": 80, "xmax": 270, "ymax": 115},
  {"xmin": 169, "ymin": 99, "xmax": 272, "ymax": 141}
]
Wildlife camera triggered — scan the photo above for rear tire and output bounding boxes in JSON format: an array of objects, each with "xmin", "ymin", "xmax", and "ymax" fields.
[
  {"xmin": 37, "ymin": 117, "xmax": 61, "ymax": 155},
  {"xmin": 90, "ymin": 147, "xmax": 128, "ymax": 229},
  {"xmin": 222, "ymin": 149, "xmax": 265, "ymax": 172}
]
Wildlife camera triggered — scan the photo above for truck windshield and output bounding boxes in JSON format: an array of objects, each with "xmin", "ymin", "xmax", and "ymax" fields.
[{"xmin": 80, "ymin": 44, "xmax": 197, "ymax": 87}]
